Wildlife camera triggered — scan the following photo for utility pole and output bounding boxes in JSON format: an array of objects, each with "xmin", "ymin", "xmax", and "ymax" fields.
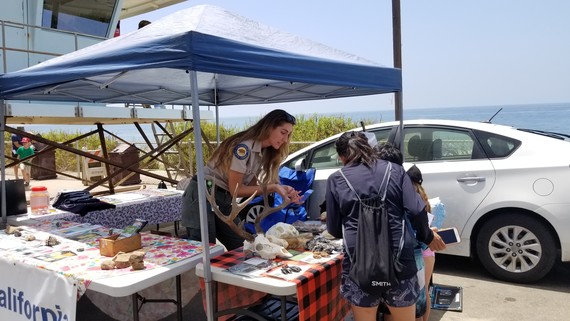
[{"xmin": 392, "ymin": 0, "xmax": 403, "ymax": 121}]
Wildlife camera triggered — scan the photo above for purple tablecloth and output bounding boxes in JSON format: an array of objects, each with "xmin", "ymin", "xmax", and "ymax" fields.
[{"xmin": 28, "ymin": 189, "xmax": 183, "ymax": 229}]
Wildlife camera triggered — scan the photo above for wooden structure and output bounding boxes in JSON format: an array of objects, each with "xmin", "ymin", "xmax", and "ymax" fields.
[{"xmin": 3, "ymin": 103, "xmax": 214, "ymax": 194}]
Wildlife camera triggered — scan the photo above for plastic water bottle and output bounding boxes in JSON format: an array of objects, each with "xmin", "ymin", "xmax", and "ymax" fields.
[{"xmin": 30, "ymin": 186, "xmax": 50, "ymax": 214}]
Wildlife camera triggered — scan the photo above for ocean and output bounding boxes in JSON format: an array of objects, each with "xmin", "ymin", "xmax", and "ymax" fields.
[
  {"xmin": 220, "ymin": 103, "xmax": 570, "ymax": 134},
  {"xmin": 23, "ymin": 102, "xmax": 570, "ymax": 142}
]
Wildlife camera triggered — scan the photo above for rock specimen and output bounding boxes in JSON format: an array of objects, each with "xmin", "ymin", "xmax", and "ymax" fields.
[
  {"xmin": 45, "ymin": 236, "xmax": 60, "ymax": 246},
  {"xmin": 113, "ymin": 252, "xmax": 132, "ymax": 269},
  {"xmin": 5, "ymin": 225, "xmax": 23, "ymax": 234},
  {"xmin": 128, "ymin": 251, "xmax": 146, "ymax": 270},
  {"xmin": 101, "ymin": 260, "xmax": 116, "ymax": 270}
]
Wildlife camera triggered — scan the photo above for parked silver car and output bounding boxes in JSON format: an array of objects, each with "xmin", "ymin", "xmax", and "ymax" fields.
[{"xmin": 282, "ymin": 119, "xmax": 570, "ymax": 283}]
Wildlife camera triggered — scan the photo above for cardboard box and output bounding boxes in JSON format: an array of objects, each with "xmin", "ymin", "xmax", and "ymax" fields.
[{"xmin": 99, "ymin": 233, "xmax": 142, "ymax": 257}]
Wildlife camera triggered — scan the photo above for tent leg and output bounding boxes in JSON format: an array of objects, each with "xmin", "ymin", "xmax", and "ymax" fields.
[
  {"xmin": 188, "ymin": 70, "xmax": 215, "ymax": 321},
  {"xmin": 1, "ymin": 99, "xmax": 7, "ymax": 229}
]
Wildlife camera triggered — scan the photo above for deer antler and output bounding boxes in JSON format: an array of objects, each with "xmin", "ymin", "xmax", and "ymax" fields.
[
  {"xmin": 253, "ymin": 185, "xmax": 292, "ymax": 235},
  {"xmin": 204, "ymin": 178, "xmax": 257, "ymax": 242},
  {"xmin": 204, "ymin": 177, "xmax": 293, "ymax": 241}
]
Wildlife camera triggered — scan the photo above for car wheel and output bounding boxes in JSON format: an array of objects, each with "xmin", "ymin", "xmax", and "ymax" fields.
[
  {"xmin": 240, "ymin": 204, "xmax": 265, "ymax": 224},
  {"xmin": 476, "ymin": 213, "xmax": 556, "ymax": 283}
]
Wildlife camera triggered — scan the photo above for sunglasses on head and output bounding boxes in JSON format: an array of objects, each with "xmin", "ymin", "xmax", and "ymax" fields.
[{"xmin": 284, "ymin": 112, "xmax": 296, "ymax": 125}]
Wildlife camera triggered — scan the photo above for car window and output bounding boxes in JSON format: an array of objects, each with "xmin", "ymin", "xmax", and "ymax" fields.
[
  {"xmin": 474, "ymin": 130, "xmax": 520, "ymax": 158},
  {"xmin": 373, "ymin": 129, "xmax": 392, "ymax": 146},
  {"xmin": 308, "ymin": 128, "xmax": 392, "ymax": 169},
  {"xmin": 310, "ymin": 142, "xmax": 341, "ymax": 169},
  {"xmin": 404, "ymin": 127, "xmax": 482, "ymax": 162},
  {"xmin": 282, "ymin": 154, "xmax": 305, "ymax": 170},
  {"xmin": 282, "ymin": 142, "xmax": 340, "ymax": 170},
  {"xmin": 283, "ymin": 128, "xmax": 393, "ymax": 170}
]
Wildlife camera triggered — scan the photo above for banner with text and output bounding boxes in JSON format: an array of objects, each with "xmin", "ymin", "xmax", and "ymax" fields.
[{"xmin": 0, "ymin": 257, "xmax": 77, "ymax": 321}]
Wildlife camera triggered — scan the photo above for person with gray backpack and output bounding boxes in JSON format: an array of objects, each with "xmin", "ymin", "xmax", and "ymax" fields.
[{"xmin": 326, "ymin": 132, "xmax": 445, "ymax": 321}]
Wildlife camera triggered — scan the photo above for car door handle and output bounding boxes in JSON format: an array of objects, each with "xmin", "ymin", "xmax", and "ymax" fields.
[{"xmin": 457, "ymin": 176, "xmax": 486, "ymax": 182}]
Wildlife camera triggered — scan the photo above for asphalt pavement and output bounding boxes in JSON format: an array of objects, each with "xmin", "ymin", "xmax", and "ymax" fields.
[{"xmin": 428, "ymin": 254, "xmax": 570, "ymax": 321}]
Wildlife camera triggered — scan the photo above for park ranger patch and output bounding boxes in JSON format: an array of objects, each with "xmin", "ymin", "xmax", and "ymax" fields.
[{"xmin": 233, "ymin": 143, "xmax": 249, "ymax": 160}]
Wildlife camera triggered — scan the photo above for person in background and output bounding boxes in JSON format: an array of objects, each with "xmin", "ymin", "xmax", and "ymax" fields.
[
  {"xmin": 181, "ymin": 109, "xmax": 301, "ymax": 250},
  {"xmin": 407, "ymin": 164, "xmax": 436, "ymax": 321},
  {"xmin": 374, "ymin": 142, "xmax": 403, "ymax": 165},
  {"xmin": 10, "ymin": 128, "xmax": 23, "ymax": 179},
  {"xmin": 114, "ymin": 20, "xmax": 121, "ymax": 37},
  {"xmin": 138, "ymin": 20, "xmax": 151, "ymax": 29},
  {"xmin": 326, "ymin": 132, "xmax": 445, "ymax": 321},
  {"xmin": 16, "ymin": 137, "xmax": 34, "ymax": 187},
  {"xmin": 374, "ymin": 142, "xmax": 440, "ymax": 321}
]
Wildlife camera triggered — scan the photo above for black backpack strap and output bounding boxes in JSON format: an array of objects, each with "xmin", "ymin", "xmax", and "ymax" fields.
[
  {"xmin": 380, "ymin": 162, "xmax": 392, "ymax": 201},
  {"xmin": 340, "ymin": 162, "xmax": 392, "ymax": 200},
  {"xmin": 340, "ymin": 162, "xmax": 393, "ymax": 264},
  {"xmin": 339, "ymin": 170, "xmax": 358, "ymax": 264},
  {"xmin": 339, "ymin": 170, "xmax": 361, "ymax": 202}
]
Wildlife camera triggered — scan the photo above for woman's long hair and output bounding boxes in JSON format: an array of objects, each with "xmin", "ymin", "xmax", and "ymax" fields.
[
  {"xmin": 412, "ymin": 182, "xmax": 431, "ymax": 212},
  {"xmin": 335, "ymin": 131, "xmax": 376, "ymax": 167},
  {"xmin": 209, "ymin": 109, "xmax": 296, "ymax": 184},
  {"xmin": 407, "ymin": 165, "xmax": 432, "ymax": 212}
]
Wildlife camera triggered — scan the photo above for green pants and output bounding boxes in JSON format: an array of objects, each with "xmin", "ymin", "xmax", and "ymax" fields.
[{"xmin": 181, "ymin": 177, "xmax": 245, "ymax": 250}]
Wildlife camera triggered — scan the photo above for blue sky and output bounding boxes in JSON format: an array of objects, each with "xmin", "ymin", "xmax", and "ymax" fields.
[{"xmin": 120, "ymin": 1, "xmax": 570, "ymax": 118}]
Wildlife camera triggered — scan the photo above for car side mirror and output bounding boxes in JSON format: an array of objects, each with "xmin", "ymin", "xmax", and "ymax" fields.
[{"xmin": 294, "ymin": 158, "xmax": 306, "ymax": 171}]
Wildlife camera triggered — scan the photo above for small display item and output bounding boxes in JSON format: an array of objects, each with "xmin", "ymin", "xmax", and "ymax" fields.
[
  {"xmin": 117, "ymin": 219, "xmax": 148, "ymax": 239},
  {"xmin": 264, "ymin": 262, "xmax": 310, "ymax": 280},
  {"xmin": 30, "ymin": 186, "xmax": 50, "ymax": 214},
  {"xmin": 99, "ymin": 234, "xmax": 142, "ymax": 257},
  {"xmin": 438, "ymin": 227, "xmax": 461, "ymax": 244},
  {"xmin": 225, "ymin": 257, "xmax": 273, "ymax": 278},
  {"xmin": 430, "ymin": 284, "xmax": 463, "ymax": 311},
  {"xmin": 35, "ymin": 250, "xmax": 76, "ymax": 263}
]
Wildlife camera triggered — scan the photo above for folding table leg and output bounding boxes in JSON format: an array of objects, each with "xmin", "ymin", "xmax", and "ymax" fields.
[
  {"xmin": 130, "ymin": 275, "xmax": 183, "ymax": 321},
  {"xmin": 132, "ymin": 293, "xmax": 140, "ymax": 321},
  {"xmin": 176, "ymin": 275, "xmax": 182, "ymax": 321},
  {"xmin": 280, "ymin": 296, "xmax": 287, "ymax": 321}
]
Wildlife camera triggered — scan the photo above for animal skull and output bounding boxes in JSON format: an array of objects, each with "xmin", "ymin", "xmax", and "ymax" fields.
[
  {"xmin": 248, "ymin": 234, "xmax": 292, "ymax": 260},
  {"xmin": 266, "ymin": 223, "xmax": 299, "ymax": 239},
  {"xmin": 266, "ymin": 235, "xmax": 288, "ymax": 248}
]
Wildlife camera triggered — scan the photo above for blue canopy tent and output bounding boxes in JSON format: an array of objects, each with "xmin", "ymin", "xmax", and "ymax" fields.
[{"xmin": 0, "ymin": 5, "xmax": 401, "ymax": 320}]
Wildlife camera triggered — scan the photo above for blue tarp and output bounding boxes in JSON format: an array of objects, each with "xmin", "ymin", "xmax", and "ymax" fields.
[{"xmin": 0, "ymin": 5, "xmax": 401, "ymax": 105}]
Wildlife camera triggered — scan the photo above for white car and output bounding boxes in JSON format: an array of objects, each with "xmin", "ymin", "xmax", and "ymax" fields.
[{"xmin": 282, "ymin": 119, "xmax": 570, "ymax": 283}]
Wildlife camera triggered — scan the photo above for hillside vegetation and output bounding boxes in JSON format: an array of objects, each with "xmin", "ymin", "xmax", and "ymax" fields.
[{"xmin": 4, "ymin": 114, "xmax": 378, "ymax": 174}]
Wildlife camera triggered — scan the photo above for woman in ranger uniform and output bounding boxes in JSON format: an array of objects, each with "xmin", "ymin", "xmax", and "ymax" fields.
[{"xmin": 182, "ymin": 109, "xmax": 301, "ymax": 250}]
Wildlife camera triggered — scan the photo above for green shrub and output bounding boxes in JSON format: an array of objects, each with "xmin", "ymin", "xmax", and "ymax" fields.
[{"xmin": 3, "ymin": 114, "xmax": 379, "ymax": 175}]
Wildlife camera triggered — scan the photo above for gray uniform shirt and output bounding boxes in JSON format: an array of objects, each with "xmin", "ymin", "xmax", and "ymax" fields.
[{"xmin": 204, "ymin": 139, "xmax": 263, "ymax": 192}]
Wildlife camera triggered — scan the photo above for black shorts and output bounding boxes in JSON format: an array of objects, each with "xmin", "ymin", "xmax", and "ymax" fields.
[{"xmin": 340, "ymin": 273, "xmax": 419, "ymax": 308}]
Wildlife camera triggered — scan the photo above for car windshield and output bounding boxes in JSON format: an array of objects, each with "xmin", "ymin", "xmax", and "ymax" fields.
[{"xmin": 517, "ymin": 128, "xmax": 570, "ymax": 141}]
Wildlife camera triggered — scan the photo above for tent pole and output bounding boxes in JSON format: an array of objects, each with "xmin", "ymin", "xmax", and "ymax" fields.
[
  {"xmin": 215, "ymin": 106, "xmax": 220, "ymax": 144},
  {"xmin": 392, "ymin": 0, "xmax": 402, "ymax": 121},
  {"xmin": 189, "ymin": 71, "xmax": 215, "ymax": 321},
  {"xmin": 214, "ymin": 84, "xmax": 221, "ymax": 145},
  {"xmin": 1, "ymin": 99, "xmax": 6, "ymax": 228},
  {"xmin": 392, "ymin": 0, "xmax": 404, "ymax": 148}
]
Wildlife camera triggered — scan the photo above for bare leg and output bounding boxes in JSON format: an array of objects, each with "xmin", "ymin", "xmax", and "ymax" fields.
[
  {"xmin": 13, "ymin": 165, "xmax": 19, "ymax": 180},
  {"xmin": 387, "ymin": 304, "xmax": 415, "ymax": 321},
  {"xmin": 423, "ymin": 256, "xmax": 436, "ymax": 321},
  {"xmin": 23, "ymin": 169, "xmax": 30, "ymax": 185},
  {"xmin": 352, "ymin": 305, "xmax": 379, "ymax": 321}
]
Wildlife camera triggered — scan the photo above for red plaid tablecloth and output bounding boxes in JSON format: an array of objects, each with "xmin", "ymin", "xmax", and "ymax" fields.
[{"xmin": 199, "ymin": 248, "xmax": 350, "ymax": 321}]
